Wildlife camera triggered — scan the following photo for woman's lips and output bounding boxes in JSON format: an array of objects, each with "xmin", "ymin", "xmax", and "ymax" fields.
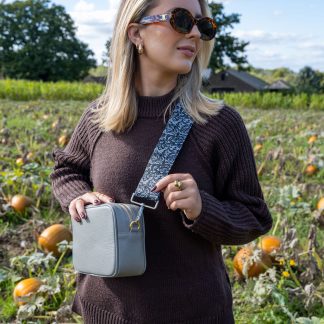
[{"xmin": 177, "ymin": 48, "xmax": 195, "ymax": 57}]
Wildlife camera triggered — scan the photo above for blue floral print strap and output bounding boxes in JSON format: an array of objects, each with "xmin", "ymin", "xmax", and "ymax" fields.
[{"xmin": 131, "ymin": 101, "xmax": 194, "ymax": 209}]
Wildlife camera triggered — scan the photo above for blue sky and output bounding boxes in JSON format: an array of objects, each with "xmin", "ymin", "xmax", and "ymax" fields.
[{"xmin": 5, "ymin": 0, "xmax": 324, "ymax": 71}]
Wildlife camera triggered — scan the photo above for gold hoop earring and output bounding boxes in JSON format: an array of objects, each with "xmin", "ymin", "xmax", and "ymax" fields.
[{"xmin": 136, "ymin": 43, "xmax": 144, "ymax": 55}]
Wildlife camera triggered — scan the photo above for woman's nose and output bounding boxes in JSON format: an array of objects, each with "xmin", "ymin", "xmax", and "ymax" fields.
[{"xmin": 187, "ymin": 24, "xmax": 201, "ymax": 39}]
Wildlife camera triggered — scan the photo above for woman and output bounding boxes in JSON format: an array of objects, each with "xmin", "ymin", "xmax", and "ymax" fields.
[{"xmin": 50, "ymin": 0, "xmax": 273, "ymax": 323}]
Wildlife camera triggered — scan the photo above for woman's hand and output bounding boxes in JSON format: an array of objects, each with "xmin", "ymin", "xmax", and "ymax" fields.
[
  {"xmin": 69, "ymin": 192, "xmax": 115, "ymax": 222},
  {"xmin": 152, "ymin": 173, "xmax": 202, "ymax": 221}
]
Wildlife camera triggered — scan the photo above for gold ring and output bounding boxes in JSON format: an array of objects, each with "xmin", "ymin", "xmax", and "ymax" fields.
[{"xmin": 174, "ymin": 180, "xmax": 183, "ymax": 191}]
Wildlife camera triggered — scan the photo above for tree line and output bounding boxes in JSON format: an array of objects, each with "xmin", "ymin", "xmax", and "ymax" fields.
[{"xmin": 250, "ymin": 66, "xmax": 324, "ymax": 94}]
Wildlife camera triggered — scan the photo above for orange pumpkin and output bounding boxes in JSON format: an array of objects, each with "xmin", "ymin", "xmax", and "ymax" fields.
[
  {"xmin": 38, "ymin": 224, "xmax": 72, "ymax": 257},
  {"xmin": 317, "ymin": 197, "xmax": 324, "ymax": 210},
  {"xmin": 304, "ymin": 164, "xmax": 317, "ymax": 176},
  {"xmin": 307, "ymin": 135, "xmax": 317, "ymax": 144},
  {"xmin": 58, "ymin": 135, "xmax": 69, "ymax": 146},
  {"xmin": 51, "ymin": 120, "xmax": 59, "ymax": 129},
  {"xmin": 13, "ymin": 278, "xmax": 42, "ymax": 305},
  {"xmin": 10, "ymin": 194, "xmax": 33, "ymax": 213},
  {"xmin": 16, "ymin": 157, "xmax": 25, "ymax": 166},
  {"xmin": 258, "ymin": 235, "xmax": 281, "ymax": 260},
  {"xmin": 254, "ymin": 143, "xmax": 263, "ymax": 153},
  {"xmin": 233, "ymin": 246, "xmax": 272, "ymax": 279},
  {"xmin": 26, "ymin": 152, "xmax": 34, "ymax": 160}
]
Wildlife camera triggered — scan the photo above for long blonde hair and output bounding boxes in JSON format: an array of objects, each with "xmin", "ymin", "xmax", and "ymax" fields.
[{"xmin": 92, "ymin": 0, "xmax": 224, "ymax": 134}]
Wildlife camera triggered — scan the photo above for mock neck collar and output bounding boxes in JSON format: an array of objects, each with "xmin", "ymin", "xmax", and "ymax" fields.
[{"xmin": 136, "ymin": 88, "xmax": 176, "ymax": 118}]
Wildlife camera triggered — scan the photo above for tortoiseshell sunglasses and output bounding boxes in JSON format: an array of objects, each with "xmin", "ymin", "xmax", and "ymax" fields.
[{"xmin": 139, "ymin": 7, "xmax": 217, "ymax": 41}]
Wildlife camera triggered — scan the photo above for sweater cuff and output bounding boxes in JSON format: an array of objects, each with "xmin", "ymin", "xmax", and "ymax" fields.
[{"xmin": 56, "ymin": 185, "xmax": 92, "ymax": 214}]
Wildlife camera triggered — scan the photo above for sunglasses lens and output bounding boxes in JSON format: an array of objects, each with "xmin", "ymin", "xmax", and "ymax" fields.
[
  {"xmin": 197, "ymin": 18, "xmax": 216, "ymax": 41},
  {"xmin": 172, "ymin": 9, "xmax": 194, "ymax": 34},
  {"xmin": 171, "ymin": 8, "xmax": 217, "ymax": 41}
]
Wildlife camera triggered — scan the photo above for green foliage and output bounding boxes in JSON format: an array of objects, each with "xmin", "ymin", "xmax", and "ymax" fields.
[
  {"xmin": 243, "ymin": 67, "xmax": 324, "ymax": 96},
  {"xmin": 208, "ymin": 2, "xmax": 249, "ymax": 71},
  {"xmin": 249, "ymin": 67, "xmax": 298, "ymax": 87},
  {"xmin": 0, "ymin": 0, "xmax": 96, "ymax": 81},
  {"xmin": 88, "ymin": 65, "xmax": 108, "ymax": 77},
  {"xmin": 2, "ymin": 79, "xmax": 324, "ymax": 110},
  {"xmin": 0, "ymin": 99, "xmax": 323, "ymax": 322},
  {"xmin": 211, "ymin": 92, "xmax": 324, "ymax": 110},
  {"xmin": 310, "ymin": 94, "xmax": 324, "ymax": 110},
  {"xmin": 101, "ymin": 39, "xmax": 111, "ymax": 66},
  {"xmin": 296, "ymin": 67, "xmax": 324, "ymax": 94},
  {"xmin": 0, "ymin": 79, "xmax": 104, "ymax": 100}
]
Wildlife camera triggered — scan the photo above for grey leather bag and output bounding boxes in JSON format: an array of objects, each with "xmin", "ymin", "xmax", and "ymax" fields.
[
  {"xmin": 71, "ymin": 101, "xmax": 194, "ymax": 277},
  {"xmin": 72, "ymin": 202, "xmax": 146, "ymax": 277}
]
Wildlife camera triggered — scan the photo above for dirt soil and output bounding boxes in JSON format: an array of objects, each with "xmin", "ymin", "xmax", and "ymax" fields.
[{"xmin": 0, "ymin": 218, "xmax": 66, "ymax": 268}]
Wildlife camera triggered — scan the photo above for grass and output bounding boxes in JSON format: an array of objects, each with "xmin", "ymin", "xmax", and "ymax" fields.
[{"xmin": 1, "ymin": 79, "xmax": 324, "ymax": 110}]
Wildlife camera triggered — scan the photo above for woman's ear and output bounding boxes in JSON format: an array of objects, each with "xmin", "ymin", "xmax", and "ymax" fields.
[{"xmin": 127, "ymin": 23, "xmax": 144, "ymax": 46}]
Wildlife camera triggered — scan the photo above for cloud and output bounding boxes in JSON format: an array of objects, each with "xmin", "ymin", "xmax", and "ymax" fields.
[
  {"xmin": 297, "ymin": 42, "xmax": 324, "ymax": 51},
  {"xmin": 233, "ymin": 30, "xmax": 310, "ymax": 44},
  {"xmin": 70, "ymin": 0, "xmax": 118, "ymax": 63},
  {"xmin": 233, "ymin": 29, "xmax": 324, "ymax": 71},
  {"xmin": 74, "ymin": 0, "xmax": 95, "ymax": 12},
  {"xmin": 71, "ymin": 1, "xmax": 117, "ymax": 28}
]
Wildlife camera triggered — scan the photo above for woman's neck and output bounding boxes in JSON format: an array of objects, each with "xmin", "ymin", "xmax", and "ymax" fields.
[{"xmin": 135, "ymin": 64, "xmax": 177, "ymax": 97}]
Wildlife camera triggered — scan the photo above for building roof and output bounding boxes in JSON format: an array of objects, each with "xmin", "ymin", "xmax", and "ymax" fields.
[
  {"xmin": 83, "ymin": 75, "xmax": 107, "ymax": 84},
  {"xmin": 265, "ymin": 79, "xmax": 292, "ymax": 90},
  {"xmin": 225, "ymin": 69, "xmax": 269, "ymax": 90}
]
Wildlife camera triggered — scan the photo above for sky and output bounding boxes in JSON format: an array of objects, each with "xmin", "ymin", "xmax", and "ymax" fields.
[{"xmin": 5, "ymin": 0, "xmax": 324, "ymax": 72}]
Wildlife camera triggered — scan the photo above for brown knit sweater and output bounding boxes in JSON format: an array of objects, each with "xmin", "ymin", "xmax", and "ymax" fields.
[{"xmin": 50, "ymin": 89, "xmax": 272, "ymax": 324}]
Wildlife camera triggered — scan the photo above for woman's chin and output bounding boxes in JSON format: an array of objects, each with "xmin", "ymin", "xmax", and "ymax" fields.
[{"xmin": 175, "ymin": 62, "xmax": 193, "ymax": 75}]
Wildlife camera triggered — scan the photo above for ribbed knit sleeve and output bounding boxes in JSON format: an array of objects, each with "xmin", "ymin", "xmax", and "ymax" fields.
[
  {"xmin": 181, "ymin": 106, "xmax": 273, "ymax": 245},
  {"xmin": 50, "ymin": 104, "xmax": 97, "ymax": 213}
]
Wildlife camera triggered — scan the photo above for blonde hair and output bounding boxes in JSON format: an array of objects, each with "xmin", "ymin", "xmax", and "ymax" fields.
[{"xmin": 92, "ymin": 0, "xmax": 224, "ymax": 134}]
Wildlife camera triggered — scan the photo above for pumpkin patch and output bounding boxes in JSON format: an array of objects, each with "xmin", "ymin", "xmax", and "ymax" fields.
[{"xmin": 0, "ymin": 97, "xmax": 322, "ymax": 323}]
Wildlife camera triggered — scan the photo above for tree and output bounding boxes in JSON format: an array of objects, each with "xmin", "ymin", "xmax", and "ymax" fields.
[
  {"xmin": 316, "ymin": 71, "xmax": 324, "ymax": 93},
  {"xmin": 0, "ymin": 0, "xmax": 96, "ymax": 81},
  {"xmin": 296, "ymin": 66, "xmax": 323, "ymax": 94},
  {"xmin": 208, "ymin": 2, "xmax": 249, "ymax": 71},
  {"xmin": 249, "ymin": 66, "xmax": 298, "ymax": 87},
  {"xmin": 101, "ymin": 39, "xmax": 111, "ymax": 67}
]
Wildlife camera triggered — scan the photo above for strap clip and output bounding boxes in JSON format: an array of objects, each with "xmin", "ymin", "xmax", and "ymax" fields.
[{"xmin": 131, "ymin": 193, "xmax": 159, "ymax": 210}]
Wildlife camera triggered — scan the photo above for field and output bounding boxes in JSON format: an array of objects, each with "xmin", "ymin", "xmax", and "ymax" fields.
[{"xmin": 0, "ymin": 98, "xmax": 323, "ymax": 323}]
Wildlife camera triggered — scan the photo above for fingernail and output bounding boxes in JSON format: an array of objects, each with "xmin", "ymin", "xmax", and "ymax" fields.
[
  {"xmin": 151, "ymin": 185, "xmax": 157, "ymax": 192},
  {"xmin": 94, "ymin": 199, "xmax": 100, "ymax": 204},
  {"xmin": 109, "ymin": 198, "xmax": 115, "ymax": 202},
  {"xmin": 81, "ymin": 212, "xmax": 86, "ymax": 219}
]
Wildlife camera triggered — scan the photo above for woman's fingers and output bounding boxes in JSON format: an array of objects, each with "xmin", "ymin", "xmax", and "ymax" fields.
[
  {"xmin": 75, "ymin": 198, "xmax": 86, "ymax": 220},
  {"xmin": 69, "ymin": 192, "xmax": 115, "ymax": 222},
  {"xmin": 92, "ymin": 192, "xmax": 115, "ymax": 204},
  {"xmin": 69, "ymin": 197, "xmax": 84, "ymax": 222},
  {"xmin": 80, "ymin": 191, "xmax": 102, "ymax": 205},
  {"xmin": 165, "ymin": 190, "xmax": 187, "ymax": 209}
]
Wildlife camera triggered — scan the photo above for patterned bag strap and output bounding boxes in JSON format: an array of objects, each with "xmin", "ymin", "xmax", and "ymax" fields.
[{"xmin": 131, "ymin": 100, "xmax": 194, "ymax": 210}]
